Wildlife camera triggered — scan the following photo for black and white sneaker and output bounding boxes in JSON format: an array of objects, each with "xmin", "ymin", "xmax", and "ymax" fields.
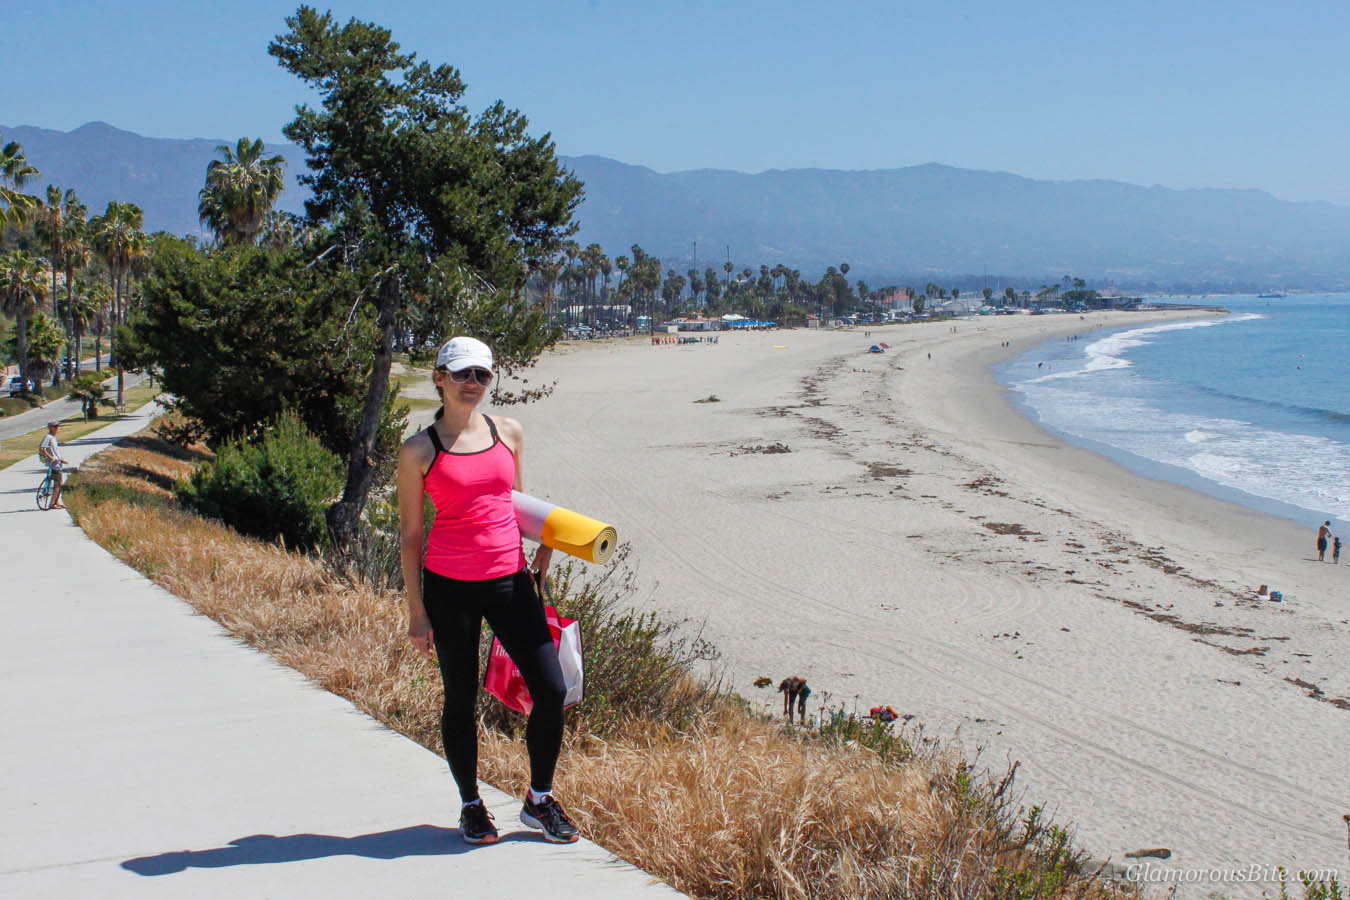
[
  {"xmin": 520, "ymin": 793, "xmax": 579, "ymax": 843},
  {"xmin": 459, "ymin": 801, "xmax": 499, "ymax": 844}
]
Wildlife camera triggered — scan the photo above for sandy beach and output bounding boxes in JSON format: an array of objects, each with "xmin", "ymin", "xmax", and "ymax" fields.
[{"xmin": 475, "ymin": 311, "xmax": 1348, "ymax": 889}]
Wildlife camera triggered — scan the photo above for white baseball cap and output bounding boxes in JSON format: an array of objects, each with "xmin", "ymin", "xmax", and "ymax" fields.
[{"xmin": 436, "ymin": 336, "xmax": 493, "ymax": 373}]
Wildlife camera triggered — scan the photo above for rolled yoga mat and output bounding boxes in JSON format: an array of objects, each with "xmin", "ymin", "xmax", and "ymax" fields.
[{"xmin": 512, "ymin": 491, "xmax": 618, "ymax": 565}]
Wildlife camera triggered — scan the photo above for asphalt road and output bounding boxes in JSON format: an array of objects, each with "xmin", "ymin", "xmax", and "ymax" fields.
[{"xmin": 0, "ymin": 370, "xmax": 148, "ymax": 442}]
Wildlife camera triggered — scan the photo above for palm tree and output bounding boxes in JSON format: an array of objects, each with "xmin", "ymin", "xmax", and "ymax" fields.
[
  {"xmin": 66, "ymin": 371, "xmax": 113, "ymax": 420},
  {"xmin": 198, "ymin": 137, "xmax": 287, "ymax": 245},
  {"xmin": 88, "ymin": 279, "xmax": 112, "ymax": 369},
  {"xmin": 1, "ymin": 251, "xmax": 51, "ymax": 389},
  {"xmin": 90, "ymin": 201, "xmax": 146, "ymax": 404},
  {"xmin": 581, "ymin": 243, "xmax": 605, "ymax": 326},
  {"xmin": 20, "ymin": 312, "xmax": 64, "ymax": 387},
  {"xmin": 58, "ymin": 193, "xmax": 89, "ymax": 373},
  {"xmin": 613, "ymin": 255, "xmax": 630, "ymax": 325},
  {"xmin": 36, "ymin": 187, "xmax": 67, "ymax": 314},
  {"xmin": 60, "ymin": 278, "xmax": 99, "ymax": 374},
  {"xmin": 0, "ymin": 135, "xmax": 40, "ymax": 227},
  {"xmin": 537, "ymin": 256, "xmax": 564, "ymax": 323},
  {"xmin": 259, "ymin": 210, "xmax": 308, "ymax": 249},
  {"xmin": 35, "ymin": 186, "xmax": 86, "ymax": 383},
  {"xmin": 598, "ymin": 254, "xmax": 612, "ymax": 322}
]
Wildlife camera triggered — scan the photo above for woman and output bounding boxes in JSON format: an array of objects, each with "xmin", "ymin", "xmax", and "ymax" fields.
[{"xmin": 398, "ymin": 336, "xmax": 577, "ymax": 846}]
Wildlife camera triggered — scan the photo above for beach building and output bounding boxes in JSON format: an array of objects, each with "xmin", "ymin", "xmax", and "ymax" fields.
[
  {"xmin": 669, "ymin": 316, "xmax": 720, "ymax": 332},
  {"xmin": 932, "ymin": 297, "xmax": 979, "ymax": 316},
  {"xmin": 720, "ymin": 314, "xmax": 778, "ymax": 330},
  {"xmin": 561, "ymin": 303, "xmax": 632, "ymax": 326}
]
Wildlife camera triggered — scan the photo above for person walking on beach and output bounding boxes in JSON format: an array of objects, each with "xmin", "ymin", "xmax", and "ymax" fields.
[
  {"xmin": 1317, "ymin": 521, "xmax": 1332, "ymax": 561},
  {"xmin": 37, "ymin": 421, "xmax": 68, "ymax": 510},
  {"xmin": 398, "ymin": 336, "xmax": 577, "ymax": 846},
  {"xmin": 1334, "ymin": 536, "xmax": 1342, "ymax": 564}
]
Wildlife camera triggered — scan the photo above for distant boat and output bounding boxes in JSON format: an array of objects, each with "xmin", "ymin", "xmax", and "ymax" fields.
[{"xmin": 1258, "ymin": 292, "xmax": 1285, "ymax": 298}]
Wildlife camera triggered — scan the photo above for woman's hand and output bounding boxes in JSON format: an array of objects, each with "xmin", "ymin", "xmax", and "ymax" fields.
[
  {"xmin": 408, "ymin": 611, "xmax": 435, "ymax": 660},
  {"xmin": 532, "ymin": 545, "xmax": 553, "ymax": 573},
  {"xmin": 531, "ymin": 546, "xmax": 554, "ymax": 593}
]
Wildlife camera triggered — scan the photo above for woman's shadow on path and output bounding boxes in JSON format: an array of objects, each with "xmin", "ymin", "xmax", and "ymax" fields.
[{"xmin": 120, "ymin": 824, "xmax": 527, "ymax": 875}]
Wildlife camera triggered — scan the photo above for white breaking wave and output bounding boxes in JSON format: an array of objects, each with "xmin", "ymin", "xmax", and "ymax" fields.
[
  {"xmin": 1015, "ymin": 381, "xmax": 1350, "ymax": 521},
  {"xmin": 1082, "ymin": 313, "xmax": 1265, "ymax": 373},
  {"xmin": 1020, "ymin": 313, "xmax": 1265, "ymax": 385}
]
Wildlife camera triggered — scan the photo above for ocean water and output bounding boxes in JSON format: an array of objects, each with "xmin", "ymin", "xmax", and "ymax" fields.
[{"xmin": 995, "ymin": 295, "xmax": 1350, "ymax": 531}]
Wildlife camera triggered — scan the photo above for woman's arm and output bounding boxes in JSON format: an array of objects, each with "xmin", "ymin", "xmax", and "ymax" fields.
[
  {"xmin": 397, "ymin": 435, "xmax": 435, "ymax": 659},
  {"xmin": 499, "ymin": 417, "xmax": 553, "ymax": 576}
]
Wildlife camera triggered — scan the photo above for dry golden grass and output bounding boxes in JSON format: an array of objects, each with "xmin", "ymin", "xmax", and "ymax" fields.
[{"xmin": 66, "ymin": 432, "xmax": 1135, "ymax": 900}]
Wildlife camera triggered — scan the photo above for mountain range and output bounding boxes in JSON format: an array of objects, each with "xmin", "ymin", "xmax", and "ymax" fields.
[{"xmin": 6, "ymin": 121, "xmax": 1349, "ymax": 290}]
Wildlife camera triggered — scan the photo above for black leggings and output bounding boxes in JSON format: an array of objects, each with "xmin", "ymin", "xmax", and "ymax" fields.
[{"xmin": 422, "ymin": 567, "xmax": 566, "ymax": 804}]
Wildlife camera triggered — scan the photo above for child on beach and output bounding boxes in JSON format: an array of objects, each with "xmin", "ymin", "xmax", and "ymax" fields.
[{"xmin": 1335, "ymin": 536, "xmax": 1342, "ymax": 564}]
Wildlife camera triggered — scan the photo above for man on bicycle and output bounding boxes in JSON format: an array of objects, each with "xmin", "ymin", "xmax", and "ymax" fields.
[{"xmin": 39, "ymin": 421, "xmax": 68, "ymax": 510}]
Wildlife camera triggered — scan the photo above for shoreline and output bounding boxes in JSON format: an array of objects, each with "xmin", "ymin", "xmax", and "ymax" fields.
[
  {"xmin": 513, "ymin": 313, "xmax": 1349, "ymax": 891},
  {"xmin": 936, "ymin": 312, "xmax": 1317, "ymax": 556},
  {"xmin": 982, "ymin": 314, "xmax": 1345, "ymax": 536}
]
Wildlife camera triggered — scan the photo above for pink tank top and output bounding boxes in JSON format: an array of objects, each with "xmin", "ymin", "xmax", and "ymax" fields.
[{"xmin": 422, "ymin": 415, "xmax": 525, "ymax": 580}]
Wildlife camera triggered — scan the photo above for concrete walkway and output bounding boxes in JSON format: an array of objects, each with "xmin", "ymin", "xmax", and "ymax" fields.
[{"xmin": 0, "ymin": 406, "xmax": 684, "ymax": 899}]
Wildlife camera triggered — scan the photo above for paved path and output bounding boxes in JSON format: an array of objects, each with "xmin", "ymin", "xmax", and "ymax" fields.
[
  {"xmin": 0, "ymin": 370, "xmax": 147, "ymax": 441},
  {"xmin": 0, "ymin": 405, "xmax": 683, "ymax": 899}
]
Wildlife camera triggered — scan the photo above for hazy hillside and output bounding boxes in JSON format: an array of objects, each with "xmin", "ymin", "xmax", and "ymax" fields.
[
  {"xmin": 2, "ymin": 122, "xmax": 307, "ymax": 237},
  {"xmin": 7, "ymin": 121, "xmax": 1350, "ymax": 288},
  {"xmin": 566, "ymin": 156, "xmax": 1350, "ymax": 288}
]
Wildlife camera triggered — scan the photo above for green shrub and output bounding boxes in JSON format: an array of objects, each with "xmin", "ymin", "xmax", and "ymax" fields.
[
  {"xmin": 475, "ymin": 545, "xmax": 721, "ymax": 736},
  {"xmin": 993, "ymin": 806, "xmax": 1080, "ymax": 900},
  {"xmin": 816, "ymin": 704, "xmax": 915, "ymax": 766},
  {"xmin": 1269, "ymin": 867, "xmax": 1347, "ymax": 900},
  {"xmin": 177, "ymin": 412, "xmax": 341, "ymax": 551}
]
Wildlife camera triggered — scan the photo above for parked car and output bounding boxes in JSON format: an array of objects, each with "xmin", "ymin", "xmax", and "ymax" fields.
[{"xmin": 7, "ymin": 376, "xmax": 37, "ymax": 396}]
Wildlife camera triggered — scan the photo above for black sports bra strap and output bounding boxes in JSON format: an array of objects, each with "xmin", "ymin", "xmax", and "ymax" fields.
[
  {"xmin": 426, "ymin": 425, "xmax": 447, "ymax": 457},
  {"xmin": 482, "ymin": 414, "xmax": 500, "ymax": 444}
]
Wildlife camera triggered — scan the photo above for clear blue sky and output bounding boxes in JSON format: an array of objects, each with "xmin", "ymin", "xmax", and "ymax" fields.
[{"xmin": 8, "ymin": 1, "xmax": 1349, "ymax": 204}]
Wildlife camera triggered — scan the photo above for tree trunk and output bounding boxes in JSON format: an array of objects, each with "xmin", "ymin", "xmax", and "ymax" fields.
[
  {"xmin": 65, "ymin": 260, "xmax": 75, "ymax": 378},
  {"xmin": 326, "ymin": 271, "xmax": 400, "ymax": 551},
  {"xmin": 51, "ymin": 266, "xmax": 62, "ymax": 386},
  {"xmin": 16, "ymin": 311, "xmax": 29, "ymax": 389},
  {"xmin": 113, "ymin": 270, "xmax": 124, "ymax": 406}
]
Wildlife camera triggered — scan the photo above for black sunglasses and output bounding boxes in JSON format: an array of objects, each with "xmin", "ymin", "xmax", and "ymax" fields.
[{"xmin": 446, "ymin": 367, "xmax": 493, "ymax": 386}]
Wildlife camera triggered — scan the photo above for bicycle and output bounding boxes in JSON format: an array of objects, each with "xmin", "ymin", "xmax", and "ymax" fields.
[{"xmin": 36, "ymin": 468, "xmax": 57, "ymax": 510}]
